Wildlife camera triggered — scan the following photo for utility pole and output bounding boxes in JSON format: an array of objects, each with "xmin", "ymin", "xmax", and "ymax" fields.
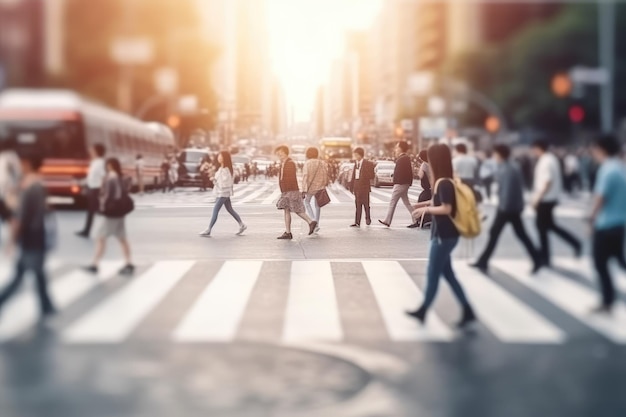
[{"xmin": 599, "ymin": 0, "xmax": 615, "ymax": 133}]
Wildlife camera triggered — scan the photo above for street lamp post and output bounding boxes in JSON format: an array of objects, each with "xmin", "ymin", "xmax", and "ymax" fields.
[{"xmin": 599, "ymin": 0, "xmax": 615, "ymax": 133}]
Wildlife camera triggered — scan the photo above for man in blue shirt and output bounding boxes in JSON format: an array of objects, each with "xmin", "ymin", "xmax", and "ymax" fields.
[{"xmin": 589, "ymin": 135, "xmax": 626, "ymax": 314}]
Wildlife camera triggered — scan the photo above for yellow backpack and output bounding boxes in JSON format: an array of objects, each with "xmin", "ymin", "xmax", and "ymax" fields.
[{"xmin": 434, "ymin": 178, "xmax": 481, "ymax": 238}]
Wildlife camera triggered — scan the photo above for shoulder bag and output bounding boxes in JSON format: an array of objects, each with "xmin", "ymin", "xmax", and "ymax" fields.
[
  {"xmin": 103, "ymin": 177, "xmax": 135, "ymax": 218},
  {"xmin": 307, "ymin": 161, "xmax": 331, "ymax": 207}
]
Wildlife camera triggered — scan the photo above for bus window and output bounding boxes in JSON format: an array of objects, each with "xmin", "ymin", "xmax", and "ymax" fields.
[{"xmin": 0, "ymin": 119, "xmax": 87, "ymax": 159}]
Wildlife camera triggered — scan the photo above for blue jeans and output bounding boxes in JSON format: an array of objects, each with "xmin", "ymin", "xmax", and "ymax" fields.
[
  {"xmin": 0, "ymin": 249, "xmax": 55, "ymax": 315},
  {"xmin": 304, "ymin": 193, "xmax": 321, "ymax": 223},
  {"xmin": 421, "ymin": 237, "xmax": 471, "ymax": 311},
  {"xmin": 209, "ymin": 197, "xmax": 242, "ymax": 231}
]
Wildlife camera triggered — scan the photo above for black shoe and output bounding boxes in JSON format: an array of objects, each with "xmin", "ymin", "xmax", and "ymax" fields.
[
  {"xmin": 378, "ymin": 220, "xmax": 390, "ymax": 227},
  {"xmin": 119, "ymin": 264, "xmax": 135, "ymax": 276},
  {"xmin": 407, "ymin": 222, "xmax": 420, "ymax": 229},
  {"xmin": 350, "ymin": 223, "xmax": 360, "ymax": 228},
  {"xmin": 420, "ymin": 221, "xmax": 432, "ymax": 229},
  {"xmin": 83, "ymin": 265, "xmax": 98, "ymax": 274},
  {"xmin": 277, "ymin": 232, "xmax": 293, "ymax": 240},
  {"xmin": 590, "ymin": 304, "xmax": 612, "ymax": 315},
  {"xmin": 574, "ymin": 244, "xmax": 582, "ymax": 258},
  {"xmin": 75, "ymin": 231, "xmax": 89, "ymax": 238},
  {"xmin": 531, "ymin": 261, "xmax": 543, "ymax": 275},
  {"xmin": 469, "ymin": 262, "xmax": 488, "ymax": 274},
  {"xmin": 457, "ymin": 307, "xmax": 477, "ymax": 329},
  {"xmin": 366, "ymin": 219, "xmax": 372, "ymax": 226},
  {"xmin": 405, "ymin": 308, "xmax": 426, "ymax": 324},
  {"xmin": 41, "ymin": 307, "xmax": 57, "ymax": 318},
  {"xmin": 309, "ymin": 221, "xmax": 318, "ymax": 236}
]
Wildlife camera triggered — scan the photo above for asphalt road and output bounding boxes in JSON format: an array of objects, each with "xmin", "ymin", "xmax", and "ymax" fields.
[{"xmin": 1, "ymin": 181, "xmax": 625, "ymax": 417}]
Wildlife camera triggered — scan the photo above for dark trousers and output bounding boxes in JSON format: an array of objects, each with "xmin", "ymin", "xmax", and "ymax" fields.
[
  {"xmin": 421, "ymin": 237, "xmax": 471, "ymax": 312},
  {"xmin": 477, "ymin": 210, "xmax": 541, "ymax": 266},
  {"xmin": 0, "ymin": 250, "xmax": 55, "ymax": 316},
  {"xmin": 535, "ymin": 201, "xmax": 581, "ymax": 265},
  {"xmin": 208, "ymin": 197, "xmax": 242, "ymax": 231},
  {"xmin": 79, "ymin": 188, "xmax": 100, "ymax": 235},
  {"xmin": 354, "ymin": 190, "xmax": 371, "ymax": 225},
  {"xmin": 482, "ymin": 177, "xmax": 494, "ymax": 200},
  {"xmin": 593, "ymin": 226, "xmax": 626, "ymax": 307}
]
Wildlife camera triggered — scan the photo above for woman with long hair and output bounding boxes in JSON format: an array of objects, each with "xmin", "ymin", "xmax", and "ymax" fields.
[
  {"xmin": 407, "ymin": 144, "xmax": 476, "ymax": 328},
  {"xmin": 199, "ymin": 151, "xmax": 246, "ymax": 237},
  {"xmin": 85, "ymin": 157, "xmax": 135, "ymax": 275}
]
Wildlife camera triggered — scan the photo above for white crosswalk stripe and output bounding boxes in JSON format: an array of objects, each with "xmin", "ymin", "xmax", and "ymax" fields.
[
  {"xmin": 554, "ymin": 257, "xmax": 626, "ymax": 294},
  {"xmin": 174, "ymin": 261, "xmax": 262, "ymax": 342},
  {"xmin": 3, "ymin": 257, "xmax": 626, "ymax": 345},
  {"xmin": 63, "ymin": 261, "xmax": 194, "ymax": 343},
  {"xmin": 492, "ymin": 259, "xmax": 626, "ymax": 344},
  {"xmin": 283, "ymin": 261, "xmax": 343, "ymax": 342}
]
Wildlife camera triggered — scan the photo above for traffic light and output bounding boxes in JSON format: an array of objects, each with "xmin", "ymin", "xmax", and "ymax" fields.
[
  {"xmin": 551, "ymin": 73, "xmax": 572, "ymax": 98},
  {"xmin": 485, "ymin": 116, "xmax": 500, "ymax": 133},
  {"xmin": 569, "ymin": 105, "xmax": 585, "ymax": 124}
]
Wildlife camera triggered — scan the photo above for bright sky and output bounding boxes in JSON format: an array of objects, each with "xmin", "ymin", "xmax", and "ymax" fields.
[{"xmin": 267, "ymin": 0, "xmax": 382, "ymax": 123}]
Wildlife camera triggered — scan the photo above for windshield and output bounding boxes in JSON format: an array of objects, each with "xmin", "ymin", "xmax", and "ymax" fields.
[
  {"xmin": 0, "ymin": 120, "xmax": 86, "ymax": 159},
  {"xmin": 180, "ymin": 151, "xmax": 207, "ymax": 163},
  {"xmin": 322, "ymin": 145, "xmax": 352, "ymax": 159},
  {"xmin": 376, "ymin": 163, "xmax": 395, "ymax": 170},
  {"xmin": 232, "ymin": 156, "xmax": 250, "ymax": 164}
]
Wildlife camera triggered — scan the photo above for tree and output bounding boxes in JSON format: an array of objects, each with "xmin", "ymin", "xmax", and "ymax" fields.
[{"xmin": 447, "ymin": 3, "xmax": 626, "ymax": 136}]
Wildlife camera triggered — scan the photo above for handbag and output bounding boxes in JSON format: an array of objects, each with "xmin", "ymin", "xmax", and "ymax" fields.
[
  {"xmin": 103, "ymin": 178, "xmax": 135, "ymax": 218},
  {"xmin": 315, "ymin": 188, "xmax": 331, "ymax": 207}
]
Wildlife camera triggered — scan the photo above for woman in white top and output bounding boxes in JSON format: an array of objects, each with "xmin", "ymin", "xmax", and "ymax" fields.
[{"xmin": 199, "ymin": 151, "xmax": 246, "ymax": 237}]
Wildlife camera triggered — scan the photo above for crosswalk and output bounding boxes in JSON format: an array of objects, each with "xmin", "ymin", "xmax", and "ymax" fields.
[
  {"xmin": 133, "ymin": 180, "xmax": 423, "ymax": 208},
  {"xmin": 1, "ymin": 257, "xmax": 625, "ymax": 346}
]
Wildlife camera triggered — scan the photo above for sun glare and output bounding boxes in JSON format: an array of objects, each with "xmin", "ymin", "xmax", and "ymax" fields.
[{"xmin": 267, "ymin": 0, "xmax": 382, "ymax": 123}]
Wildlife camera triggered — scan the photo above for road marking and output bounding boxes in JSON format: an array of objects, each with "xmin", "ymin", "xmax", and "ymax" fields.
[
  {"xmin": 233, "ymin": 182, "xmax": 273, "ymax": 205},
  {"xmin": 262, "ymin": 188, "xmax": 281, "ymax": 205},
  {"xmin": 493, "ymin": 259, "xmax": 626, "ymax": 344},
  {"xmin": 326, "ymin": 188, "xmax": 341, "ymax": 204},
  {"xmin": 282, "ymin": 261, "xmax": 343, "ymax": 342},
  {"xmin": 0, "ymin": 261, "xmax": 121, "ymax": 343},
  {"xmin": 63, "ymin": 261, "xmax": 194, "ymax": 343},
  {"xmin": 232, "ymin": 183, "xmax": 257, "ymax": 198},
  {"xmin": 453, "ymin": 262, "xmax": 565, "ymax": 344},
  {"xmin": 174, "ymin": 261, "xmax": 262, "ymax": 342},
  {"xmin": 555, "ymin": 257, "xmax": 626, "ymax": 294},
  {"xmin": 362, "ymin": 261, "xmax": 454, "ymax": 341}
]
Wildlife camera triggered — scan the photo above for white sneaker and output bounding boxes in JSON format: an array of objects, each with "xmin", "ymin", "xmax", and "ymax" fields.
[
  {"xmin": 237, "ymin": 224, "xmax": 247, "ymax": 236},
  {"xmin": 199, "ymin": 229, "xmax": 211, "ymax": 237}
]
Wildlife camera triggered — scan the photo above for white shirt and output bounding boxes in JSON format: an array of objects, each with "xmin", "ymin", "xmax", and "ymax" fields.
[
  {"xmin": 564, "ymin": 154, "xmax": 580, "ymax": 175},
  {"xmin": 0, "ymin": 150, "xmax": 21, "ymax": 198},
  {"xmin": 453, "ymin": 155, "xmax": 478, "ymax": 180},
  {"xmin": 533, "ymin": 152, "xmax": 562, "ymax": 202},
  {"xmin": 354, "ymin": 160, "xmax": 362, "ymax": 180},
  {"xmin": 213, "ymin": 167, "xmax": 234, "ymax": 198},
  {"xmin": 86, "ymin": 158, "xmax": 106, "ymax": 189}
]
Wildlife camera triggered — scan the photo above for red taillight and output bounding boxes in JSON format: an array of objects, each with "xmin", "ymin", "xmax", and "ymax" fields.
[{"xmin": 70, "ymin": 185, "xmax": 81, "ymax": 194}]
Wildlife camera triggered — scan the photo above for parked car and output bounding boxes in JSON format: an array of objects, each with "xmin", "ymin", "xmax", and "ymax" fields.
[
  {"xmin": 178, "ymin": 148, "xmax": 211, "ymax": 186},
  {"xmin": 338, "ymin": 161, "xmax": 354, "ymax": 189},
  {"xmin": 372, "ymin": 160, "xmax": 395, "ymax": 187}
]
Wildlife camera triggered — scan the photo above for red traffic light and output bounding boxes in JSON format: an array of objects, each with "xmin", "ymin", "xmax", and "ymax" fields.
[{"xmin": 569, "ymin": 105, "xmax": 585, "ymax": 124}]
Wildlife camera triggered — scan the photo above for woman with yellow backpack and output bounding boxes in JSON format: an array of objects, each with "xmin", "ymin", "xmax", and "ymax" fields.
[{"xmin": 406, "ymin": 144, "xmax": 477, "ymax": 329}]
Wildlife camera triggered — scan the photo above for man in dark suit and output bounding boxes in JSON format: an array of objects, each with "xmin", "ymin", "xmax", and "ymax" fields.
[{"xmin": 349, "ymin": 147, "xmax": 375, "ymax": 227}]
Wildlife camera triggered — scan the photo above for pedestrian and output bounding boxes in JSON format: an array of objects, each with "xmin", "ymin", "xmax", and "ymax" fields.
[
  {"xmin": 406, "ymin": 144, "xmax": 476, "ymax": 328},
  {"xmin": 408, "ymin": 149, "xmax": 432, "ymax": 229},
  {"xmin": 302, "ymin": 147, "xmax": 328, "ymax": 232},
  {"xmin": 135, "ymin": 154, "xmax": 145, "ymax": 195},
  {"xmin": 0, "ymin": 135, "xmax": 21, "ymax": 245},
  {"xmin": 563, "ymin": 151, "xmax": 581, "ymax": 195},
  {"xmin": 479, "ymin": 150, "xmax": 497, "ymax": 201},
  {"xmin": 470, "ymin": 144, "xmax": 542, "ymax": 274},
  {"xmin": 531, "ymin": 139, "xmax": 581, "ymax": 266},
  {"xmin": 198, "ymin": 151, "xmax": 247, "ymax": 237},
  {"xmin": 160, "ymin": 154, "xmax": 171, "ymax": 193},
  {"xmin": 75, "ymin": 143, "xmax": 106, "ymax": 238},
  {"xmin": 274, "ymin": 145, "xmax": 317, "ymax": 240},
  {"xmin": 378, "ymin": 141, "xmax": 414, "ymax": 227},
  {"xmin": 199, "ymin": 155, "xmax": 213, "ymax": 191},
  {"xmin": 349, "ymin": 147, "xmax": 374, "ymax": 227},
  {"xmin": 453, "ymin": 143, "xmax": 481, "ymax": 202},
  {"xmin": 0, "ymin": 152, "xmax": 56, "ymax": 320},
  {"xmin": 168, "ymin": 156, "xmax": 179, "ymax": 192},
  {"xmin": 587, "ymin": 135, "xmax": 626, "ymax": 314},
  {"xmin": 84, "ymin": 157, "xmax": 135, "ymax": 276}
]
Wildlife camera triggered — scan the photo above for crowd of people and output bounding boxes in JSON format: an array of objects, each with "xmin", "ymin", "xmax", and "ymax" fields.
[{"xmin": 0, "ymin": 134, "xmax": 625, "ymax": 328}]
